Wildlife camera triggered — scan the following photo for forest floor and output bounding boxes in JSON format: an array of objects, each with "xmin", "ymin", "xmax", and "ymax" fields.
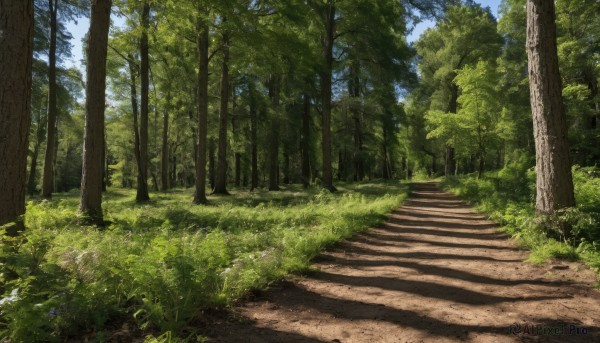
[{"xmin": 203, "ymin": 182, "xmax": 600, "ymax": 343}]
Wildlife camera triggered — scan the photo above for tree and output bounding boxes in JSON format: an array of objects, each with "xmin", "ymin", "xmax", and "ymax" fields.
[
  {"xmin": 80, "ymin": 0, "xmax": 112, "ymax": 225},
  {"xmin": 415, "ymin": 4, "xmax": 502, "ymax": 176},
  {"xmin": 194, "ymin": 19, "xmax": 209, "ymax": 203},
  {"xmin": 39, "ymin": 0, "xmax": 87, "ymax": 199},
  {"xmin": 212, "ymin": 26, "xmax": 231, "ymax": 195},
  {"xmin": 136, "ymin": 1, "xmax": 151, "ymax": 202},
  {"xmin": 526, "ymin": 0, "xmax": 576, "ymax": 222},
  {"xmin": 41, "ymin": 0, "xmax": 60, "ymax": 199},
  {"xmin": 555, "ymin": 0, "xmax": 600, "ymax": 165},
  {"xmin": 317, "ymin": 0, "xmax": 336, "ymax": 192},
  {"xmin": 427, "ymin": 61, "xmax": 502, "ymax": 178},
  {"xmin": 0, "ymin": 0, "xmax": 34, "ymax": 235}
]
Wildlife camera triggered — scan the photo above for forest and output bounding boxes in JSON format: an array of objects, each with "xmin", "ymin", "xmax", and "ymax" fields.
[{"xmin": 1, "ymin": 0, "xmax": 599, "ymax": 341}]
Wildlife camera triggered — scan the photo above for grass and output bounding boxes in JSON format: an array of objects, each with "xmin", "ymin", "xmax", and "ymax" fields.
[
  {"xmin": 440, "ymin": 161, "xmax": 600, "ymax": 276},
  {"xmin": 0, "ymin": 181, "xmax": 407, "ymax": 342}
]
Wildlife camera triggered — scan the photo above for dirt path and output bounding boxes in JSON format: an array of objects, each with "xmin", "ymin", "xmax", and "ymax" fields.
[{"xmin": 206, "ymin": 182, "xmax": 600, "ymax": 342}]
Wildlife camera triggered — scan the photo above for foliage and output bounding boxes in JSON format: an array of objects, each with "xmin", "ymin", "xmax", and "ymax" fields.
[
  {"xmin": 0, "ymin": 182, "xmax": 407, "ymax": 341},
  {"xmin": 442, "ymin": 165, "xmax": 600, "ymax": 273}
]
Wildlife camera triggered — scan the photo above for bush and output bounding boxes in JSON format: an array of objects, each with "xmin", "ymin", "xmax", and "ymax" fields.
[{"xmin": 441, "ymin": 165, "xmax": 600, "ymax": 274}]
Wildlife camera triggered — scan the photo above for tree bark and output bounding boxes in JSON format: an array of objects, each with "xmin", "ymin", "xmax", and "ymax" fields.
[
  {"xmin": 127, "ymin": 56, "xmax": 144, "ymax": 194},
  {"xmin": 349, "ymin": 61, "xmax": 364, "ymax": 181},
  {"xmin": 301, "ymin": 94, "xmax": 311, "ymax": 188},
  {"xmin": 268, "ymin": 75, "xmax": 280, "ymax": 191},
  {"xmin": 28, "ymin": 102, "xmax": 46, "ymax": 195},
  {"xmin": 320, "ymin": 0, "xmax": 336, "ymax": 192},
  {"xmin": 161, "ymin": 97, "xmax": 169, "ymax": 191},
  {"xmin": 41, "ymin": 0, "xmax": 59, "ymax": 199},
  {"xmin": 136, "ymin": 1, "xmax": 150, "ymax": 202},
  {"xmin": 213, "ymin": 29, "xmax": 230, "ymax": 195},
  {"xmin": 231, "ymin": 83, "xmax": 241, "ymax": 187},
  {"xmin": 382, "ymin": 129, "xmax": 390, "ymax": 179},
  {"xmin": 0, "ymin": 0, "xmax": 33, "ymax": 235},
  {"xmin": 249, "ymin": 80, "xmax": 259, "ymax": 191},
  {"xmin": 283, "ymin": 148, "xmax": 290, "ymax": 184},
  {"xmin": 209, "ymin": 138, "xmax": 216, "ymax": 190},
  {"xmin": 80, "ymin": 0, "xmax": 111, "ymax": 225},
  {"xmin": 526, "ymin": 0, "xmax": 576, "ymax": 216},
  {"xmin": 194, "ymin": 22, "xmax": 209, "ymax": 204},
  {"xmin": 445, "ymin": 83, "xmax": 458, "ymax": 177}
]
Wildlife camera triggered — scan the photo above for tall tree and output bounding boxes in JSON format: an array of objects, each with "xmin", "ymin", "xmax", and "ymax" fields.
[
  {"xmin": 0, "ymin": 0, "xmax": 34, "ymax": 235},
  {"xmin": 41, "ymin": 0, "xmax": 59, "ymax": 199},
  {"xmin": 268, "ymin": 75, "xmax": 281, "ymax": 191},
  {"xmin": 416, "ymin": 4, "xmax": 501, "ymax": 176},
  {"xmin": 319, "ymin": 0, "xmax": 336, "ymax": 192},
  {"xmin": 213, "ymin": 27, "xmax": 231, "ymax": 195},
  {"xmin": 39, "ymin": 0, "xmax": 86, "ymax": 199},
  {"xmin": 80, "ymin": 0, "xmax": 112, "ymax": 225},
  {"xmin": 249, "ymin": 78, "xmax": 259, "ymax": 191},
  {"xmin": 526, "ymin": 0, "xmax": 575, "ymax": 221},
  {"xmin": 301, "ymin": 93, "xmax": 311, "ymax": 188},
  {"xmin": 136, "ymin": 1, "xmax": 151, "ymax": 202},
  {"xmin": 194, "ymin": 20, "xmax": 209, "ymax": 204}
]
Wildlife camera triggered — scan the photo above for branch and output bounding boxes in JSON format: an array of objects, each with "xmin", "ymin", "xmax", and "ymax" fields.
[
  {"xmin": 208, "ymin": 45, "xmax": 224, "ymax": 62},
  {"xmin": 109, "ymin": 44, "xmax": 136, "ymax": 66}
]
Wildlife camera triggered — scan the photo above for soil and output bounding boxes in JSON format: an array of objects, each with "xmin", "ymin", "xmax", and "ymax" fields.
[{"xmin": 204, "ymin": 182, "xmax": 600, "ymax": 343}]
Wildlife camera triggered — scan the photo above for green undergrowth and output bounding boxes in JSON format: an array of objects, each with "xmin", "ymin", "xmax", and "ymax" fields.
[
  {"xmin": 441, "ymin": 155, "xmax": 600, "ymax": 275},
  {"xmin": 0, "ymin": 181, "xmax": 407, "ymax": 342}
]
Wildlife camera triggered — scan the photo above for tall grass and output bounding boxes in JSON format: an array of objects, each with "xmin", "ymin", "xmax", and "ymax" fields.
[{"xmin": 0, "ymin": 181, "xmax": 407, "ymax": 341}]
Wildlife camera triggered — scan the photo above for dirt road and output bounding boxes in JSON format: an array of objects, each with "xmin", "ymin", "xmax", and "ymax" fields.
[{"xmin": 206, "ymin": 182, "xmax": 600, "ymax": 342}]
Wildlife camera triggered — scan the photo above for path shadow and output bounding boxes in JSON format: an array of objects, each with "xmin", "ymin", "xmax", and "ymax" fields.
[
  {"xmin": 391, "ymin": 208, "xmax": 487, "ymax": 221},
  {"xmin": 380, "ymin": 221, "xmax": 505, "ymax": 239},
  {"xmin": 312, "ymin": 271, "xmax": 569, "ymax": 304},
  {"xmin": 204, "ymin": 320, "xmax": 327, "ymax": 342},
  {"xmin": 361, "ymin": 232, "xmax": 520, "ymax": 251},
  {"xmin": 327, "ymin": 245, "xmax": 522, "ymax": 262},
  {"xmin": 404, "ymin": 199, "xmax": 473, "ymax": 209},
  {"xmin": 251, "ymin": 283, "xmax": 599, "ymax": 342}
]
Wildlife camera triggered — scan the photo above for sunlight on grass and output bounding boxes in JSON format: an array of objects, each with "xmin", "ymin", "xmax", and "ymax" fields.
[{"xmin": 1, "ymin": 181, "xmax": 407, "ymax": 341}]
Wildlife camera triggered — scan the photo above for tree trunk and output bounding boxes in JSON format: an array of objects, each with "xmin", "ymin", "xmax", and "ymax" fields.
[
  {"xmin": 478, "ymin": 151, "xmax": 485, "ymax": 179},
  {"xmin": 382, "ymin": 129, "xmax": 390, "ymax": 179},
  {"xmin": 283, "ymin": 148, "xmax": 290, "ymax": 184},
  {"xmin": 444, "ymin": 83, "xmax": 459, "ymax": 177},
  {"xmin": 213, "ymin": 29, "xmax": 230, "ymax": 195},
  {"xmin": 170, "ymin": 145, "xmax": 177, "ymax": 186},
  {"xmin": 349, "ymin": 62, "xmax": 364, "ymax": 181},
  {"xmin": 194, "ymin": 22, "xmax": 209, "ymax": 204},
  {"xmin": 526, "ymin": 0, "xmax": 576, "ymax": 217},
  {"xmin": 80, "ymin": 0, "xmax": 111, "ymax": 225},
  {"xmin": 250, "ymin": 80, "xmax": 259, "ymax": 191},
  {"xmin": 231, "ymin": 83, "xmax": 241, "ymax": 187},
  {"xmin": 268, "ymin": 75, "xmax": 280, "ymax": 191},
  {"xmin": 136, "ymin": 1, "xmax": 150, "ymax": 202},
  {"xmin": 28, "ymin": 103, "xmax": 46, "ymax": 195},
  {"xmin": 41, "ymin": 0, "xmax": 58, "ymax": 199},
  {"xmin": 28, "ymin": 141, "xmax": 41, "ymax": 195},
  {"xmin": 127, "ymin": 56, "xmax": 144, "ymax": 193},
  {"xmin": 161, "ymin": 99, "xmax": 169, "ymax": 191},
  {"xmin": 320, "ymin": 0, "xmax": 336, "ymax": 192},
  {"xmin": 0, "ymin": 0, "xmax": 33, "ymax": 235},
  {"xmin": 301, "ymin": 94, "xmax": 311, "ymax": 188},
  {"xmin": 209, "ymin": 138, "xmax": 216, "ymax": 190}
]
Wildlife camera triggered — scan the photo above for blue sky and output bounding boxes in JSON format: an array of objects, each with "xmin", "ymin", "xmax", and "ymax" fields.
[{"xmin": 64, "ymin": 0, "xmax": 503, "ymax": 71}]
